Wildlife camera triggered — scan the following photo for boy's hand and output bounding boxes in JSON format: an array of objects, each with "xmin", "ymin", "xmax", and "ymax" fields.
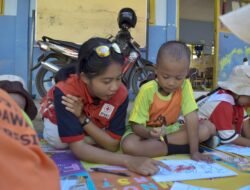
[
  {"xmin": 191, "ymin": 151, "xmax": 213, "ymax": 163},
  {"xmin": 62, "ymin": 95, "xmax": 83, "ymax": 118},
  {"xmin": 149, "ymin": 127, "xmax": 165, "ymax": 138}
]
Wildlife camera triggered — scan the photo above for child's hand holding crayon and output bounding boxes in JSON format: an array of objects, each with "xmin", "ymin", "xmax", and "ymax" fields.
[
  {"xmin": 149, "ymin": 126, "xmax": 165, "ymax": 141},
  {"xmin": 150, "ymin": 115, "xmax": 167, "ymax": 142}
]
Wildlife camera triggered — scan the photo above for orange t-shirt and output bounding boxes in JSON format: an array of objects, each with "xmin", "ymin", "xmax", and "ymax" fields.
[{"xmin": 0, "ymin": 89, "xmax": 60, "ymax": 190}]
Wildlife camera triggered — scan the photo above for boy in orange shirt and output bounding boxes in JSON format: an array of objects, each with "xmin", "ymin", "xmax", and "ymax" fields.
[{"xmin": 122, "ymin": 41, "xmax": 215, "ymax": 162}]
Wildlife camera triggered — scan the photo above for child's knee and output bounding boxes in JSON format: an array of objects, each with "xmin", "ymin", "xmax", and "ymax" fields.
[
  {"xmin": 207, "ymin": 121, "xmax": 216, "ymax": 135},
  {"xmin": 200, "ymin": 120, "xmax": 216, "ymax": 136},
  {"xmin": 121, "ymin": 137, "xmax": 138, "ymax": 155},
  {"xmin": 52, "ymin": 142, "xmax": 68, "ymax": 149},
  {"xmin": 43, "ymin": 133, "xmax": 68, "ymax": 149}
]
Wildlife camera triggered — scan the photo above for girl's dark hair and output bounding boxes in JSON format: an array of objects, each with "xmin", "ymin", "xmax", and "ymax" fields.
[
  {"xmin": 77, "ymin": 37, "xmax": 124, "ymax": 78},
  {"xmin": 54, "ymin": 63, "xmax": 76, "ymax": 83},
  {"xmin": 156, "ymin": 40, "xmax": 191, "ymax": 65}
]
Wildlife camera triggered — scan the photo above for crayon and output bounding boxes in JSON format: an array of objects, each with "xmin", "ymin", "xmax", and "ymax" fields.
[{"xmin": 91, "ymin": 167, "xmax": 130, "ymax": 177}]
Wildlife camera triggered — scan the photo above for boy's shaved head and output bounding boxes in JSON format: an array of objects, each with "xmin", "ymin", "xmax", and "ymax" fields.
[{"xmin": 156, "ymin": 41, "xmax": 191, "ymax": 66}]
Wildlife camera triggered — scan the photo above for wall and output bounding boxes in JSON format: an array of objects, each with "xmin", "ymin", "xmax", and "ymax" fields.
[
  {"xmin": 179, "ymin": 0, "xmax": 215, "ymax": 90},
  {"xmin": 4, "ymin": 0, "xmax": 17, "ymax": 15},
  {"xmin": 0, "ymin": 0, "xmax": 178, "ymax": 96},
  {"xmin": 179, "ymin": 0, "xmax": 214, "ymax": 51},
  {"xmin": 36, "ymin": 0, "xmax": 148, "ymax": 47},
  {"xmin": 0, "ymin": 0, "xmax": 17, "ymax": 75},
  {"xmin": 179, "ymin": 19, "xmax": 214, "ymax": 53},
  {"xmin": 215, "ymin": 1, "xmax": 250, "ymax": 82},
  {"xmin": 219, "ymin": 32, "xmax": 250, "ymax": 81},
  {"xmin": 148, "ymin": 0, "xmax": 178, "ymax": 63},
  {"xmin": 0, "ymin": 15, "xmax": 16, "ymax": 73},
  {"xmin": 0, "ymin": 0, "xmax": 36, "ymax": 86},
  {"xmin": 180, "ymin": 0, "xmax": 214, "ymax": 22}
]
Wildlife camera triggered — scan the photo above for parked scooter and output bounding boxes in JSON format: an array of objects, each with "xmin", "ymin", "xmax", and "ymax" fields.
[{"xmin": 32, "ymin": 8, "xmax": 154, "ymax": 97}]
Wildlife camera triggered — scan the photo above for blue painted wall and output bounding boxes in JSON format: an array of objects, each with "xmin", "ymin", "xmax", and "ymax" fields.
[
  {"xmin": 148, "ymin": 0, "xmax": 177, "ymax": 64},
  {"xmin": 15, "ymin": 0, "xmax": 30, "ymax": 81},
  {"xmin": 0, "ymin": 16, "xmax": 16, "ymax": 73},
  {"xmin": 148, "ymin": 25, "xmax": 167, "ymax": 63},
  {"xmin": 0, "ymin": 0, "xmax": 30, "ymax": 86}
]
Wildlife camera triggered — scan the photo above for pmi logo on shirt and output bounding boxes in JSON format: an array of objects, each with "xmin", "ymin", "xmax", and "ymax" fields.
[{"xmin": 99, "ymin": 103, "xmax": 114, "ymax": 119}]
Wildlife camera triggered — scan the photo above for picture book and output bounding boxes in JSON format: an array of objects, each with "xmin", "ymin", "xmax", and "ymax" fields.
[
  {"xmin": 203, "ymin": 147, "xmax": 250, "ymax": 173},
  {"xmin": 41, "ymin": 143, "xmax": 96, "ymax": 190},
  {"xmin": 152, "ymin": 159, "xmax": 237, "ymax": 182},
  {"xmin": 48, "ymin": 151, "xmax": 87, "ymax": 176},
  {"xmin": 239, "ymin": 185, "xmax": 250, "ymax": 190},
  {"xmin": 60, "ymin": 175, "xmax": 89, "ymax": 190},
  {"xmin": 216, "ymin": 144, "xmax": 250, "ymax": 157},
  {"xmin": 88, "ymin": 165, "xmax": 173, "ymax": 190}
]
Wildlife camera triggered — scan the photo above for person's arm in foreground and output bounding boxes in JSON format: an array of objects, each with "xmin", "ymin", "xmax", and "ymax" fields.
[
  {"xmin": 185, "ymin": 111, "xmax": 212, "ymax": 162},
  {"xmin": 70, "ymin": 137, "xmax": 162, "ymax": 175}
]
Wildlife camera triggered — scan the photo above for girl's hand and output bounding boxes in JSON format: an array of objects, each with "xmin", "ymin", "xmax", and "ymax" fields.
[
  {"xmin": 62, "ymin": 95, "xmax": 83, "ymax": 118},
  {"xmin": 125, "ymin": 156, "xmax": 164, "ymax": 176},
  {"xmin": 149, "ymin": 127, "xmax": 165, "ymax": 138}
]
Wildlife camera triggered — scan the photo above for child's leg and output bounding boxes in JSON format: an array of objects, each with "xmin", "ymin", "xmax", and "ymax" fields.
[
  {"xmin": 242, "ymin": 119, "xmax": 250, "ymax": 138},
  {"xmin": 167, "ymin": 119, "xmax": 216, "ymax": 145},
  {"xmin": 197, "ymin": 119, "xmax": 217, "ymax": 142},
  {"xmin": 121, "ymin": 134, "xmax": 167, "ymax": 157},
  {"xmin": 121, "ymin": 120, "xmax": 215, "ymax": 157}
]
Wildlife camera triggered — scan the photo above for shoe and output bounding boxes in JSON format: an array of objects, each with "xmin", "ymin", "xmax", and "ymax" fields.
[{"xmin": 204, "ymin": 135, "xmax": 220, "ymax": 148}]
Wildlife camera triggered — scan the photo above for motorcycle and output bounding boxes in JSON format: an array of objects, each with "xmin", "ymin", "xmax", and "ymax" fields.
[{"xmin": 32, "ymin": 8, "xmax": 154, "ymax": 97}]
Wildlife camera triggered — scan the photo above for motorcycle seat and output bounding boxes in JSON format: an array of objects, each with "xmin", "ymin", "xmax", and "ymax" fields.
[{"xmin": 42, "ymin": 36, "xmax": 81, "ymax": 50}]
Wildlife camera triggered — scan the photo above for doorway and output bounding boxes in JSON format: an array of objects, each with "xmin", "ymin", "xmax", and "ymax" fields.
[{"xmin": 179, "ymin": 0, "xmax": 215, "ymax": 91}]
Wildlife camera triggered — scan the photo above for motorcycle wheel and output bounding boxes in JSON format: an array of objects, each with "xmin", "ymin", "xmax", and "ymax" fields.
[
  {"xmin": 130, "ymin": 62, "xmax": 155, "ymax": 95},
  {"xmin": 35, "ymin": 62, "xmax": 64, "ymax": 97}
]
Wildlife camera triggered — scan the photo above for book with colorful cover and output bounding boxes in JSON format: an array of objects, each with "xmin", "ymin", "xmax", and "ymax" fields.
[
  {"xmin": 216, "ymin": 144, "xmax": 250, "ymax": 157},
  {"xmin": 202, "ymin": 146, "xmax": 250, "ymax": 173},
  {"xmin": 88, "ymin": 165, "xmax": 173, "ymax": 190},
  {"xmin": 60, "ymin": 174, "xmax": 90, "ymax": 190},
  {"xmin": 48, "ymin": 151, "xmax": 86, "ymax": 176},
  {"xmin": 40, "ymin": 139, "xmax": 96, "ymax": 190},
  {"xmin": 49, "ymin": 151, "xmax": 96, "ymax": 190}
]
